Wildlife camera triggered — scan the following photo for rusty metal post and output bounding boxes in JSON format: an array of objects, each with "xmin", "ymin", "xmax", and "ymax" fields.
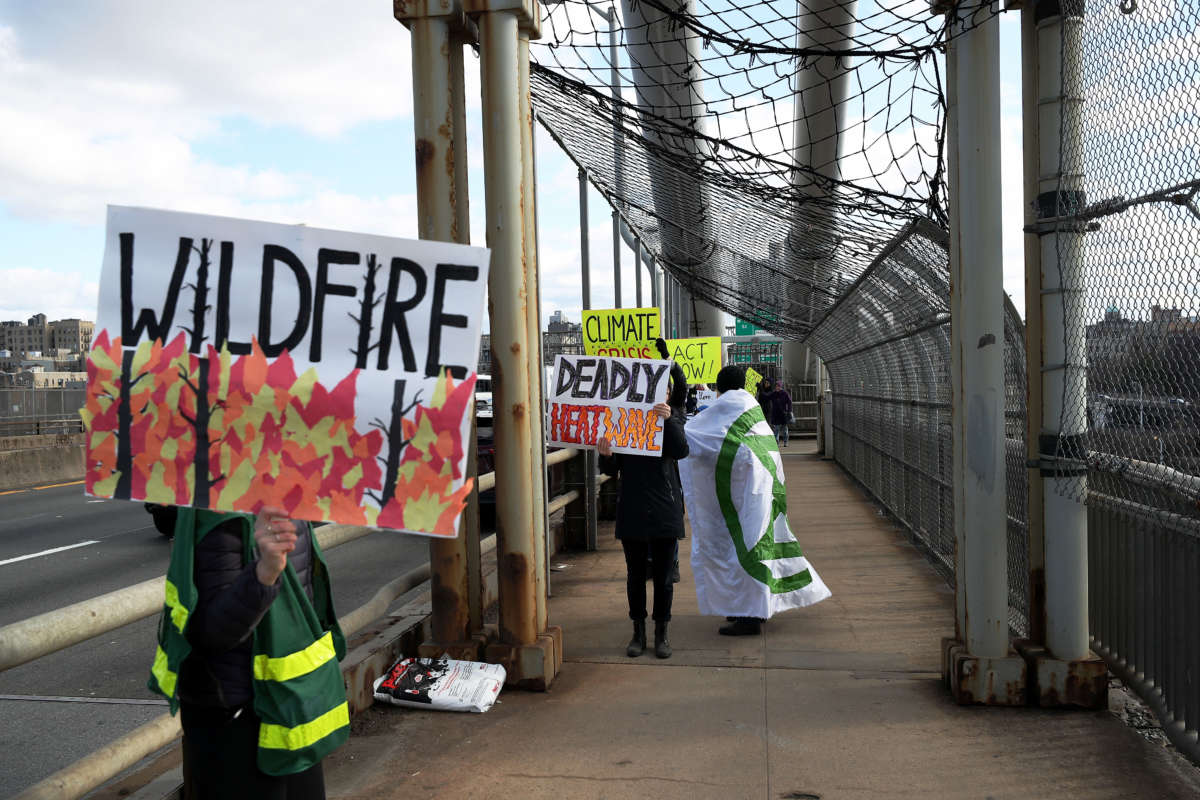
[
  {"xmin": 400, "ymin": 5, "xmax": 482, "ymax": 661},
  {"xmin": 518, "ymin": 31, "xmax": 549, "ymax": 631},
  {"xmin": 471, "ymin": 0, "xmax": 561, "ymax": 689}
]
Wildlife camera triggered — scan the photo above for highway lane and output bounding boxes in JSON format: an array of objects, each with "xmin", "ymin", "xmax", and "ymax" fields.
[{"xmin": 0, "ymin": 482, "xmax": 434, "ymax": 796}]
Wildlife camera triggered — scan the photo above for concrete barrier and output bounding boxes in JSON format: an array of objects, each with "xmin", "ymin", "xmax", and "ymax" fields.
[{"xmin": 0, "ymin": 438, "xmax": 85, "ymax": 490}]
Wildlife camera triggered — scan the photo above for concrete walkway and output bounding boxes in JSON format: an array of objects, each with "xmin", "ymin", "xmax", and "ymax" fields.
[{"xmin": 324, "ymin": 443, "xmax": 1200, "ymax": 799}]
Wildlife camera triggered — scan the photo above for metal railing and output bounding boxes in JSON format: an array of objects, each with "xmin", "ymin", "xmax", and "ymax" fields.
[
  {"xmin": 2, "ymin": 449, "xmax": 592, "ymax": 800},
  {"xmin": 1087, "ymin": 470, "xmax": 1200, "ymax": 765},
  {"xmin": 0, "ymin": 416, "xmax": 84, "ymax": 436}
]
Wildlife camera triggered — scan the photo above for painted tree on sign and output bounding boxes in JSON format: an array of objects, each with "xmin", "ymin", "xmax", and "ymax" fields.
[
  {"xmin": 210, "ymin": 344, "xmax": 384, "ymax": 523},
  {"xmin": 376, "ymin": 370, "xmax": 476, "ymax": 536}
]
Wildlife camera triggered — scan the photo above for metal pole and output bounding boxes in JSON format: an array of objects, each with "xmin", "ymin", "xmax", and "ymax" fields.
[
  {"xmin": 579, "ymin": 168, "xmax": 590, "ymax": 310},
  {"xmin": 579, "ymin": 177, "xmax": 599, "ymax": 551},
  {"xmin": 1037, "ymin": 0, "xmax": 1090, "ymax": 662},
  {"xmin": 480, "ymin": 8, "xmax": 538, "ymax": 647},
  {"xmin": 946, "ymin": 22, "xmax": 967, "ymax": 645},
  {"xmin": 951, "ymin": 8, "xmax": 1008, "ymax": 660},
  {"xmin": 411, "ymin": 14, "xmax": 472, "ymax": 652},
  {"xmin": 612, "ymin": 210, "xmax": 622, "ymax": 308},
  {"xmin": 634, "ymin": 237, "xmax": 643, "ymax": 306},
  {"xmin": 519, "ymin": 32, "xmax": 549, "ymax": 630},
  {"xmin": 649, "ymin": 255, "xmax": 659, "ymax": 309},
  {"xmin": 1021, "ymin": 2, "xmax": 1046, "ymax": 646}
]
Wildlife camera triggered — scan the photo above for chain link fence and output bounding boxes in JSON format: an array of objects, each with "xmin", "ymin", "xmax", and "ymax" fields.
[
  {"xmin": 0, "ymin": 387, "xmax": 86, "ymax": 436},
  {"xmin": 1045, "ymin": 0, "xmax": 1200, "ymax": 763},
  {"xmin": 804, "ymin": 219, "xmax": 1030, "ymax": 635}
]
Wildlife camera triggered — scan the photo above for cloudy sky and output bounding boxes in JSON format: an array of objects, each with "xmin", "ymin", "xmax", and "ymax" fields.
[{"xmin": 0, "ymin": 1, "xmax": 1025, "ymax": 329}]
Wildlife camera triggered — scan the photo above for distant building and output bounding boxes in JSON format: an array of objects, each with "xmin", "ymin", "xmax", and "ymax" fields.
[
  {"xmin": 476, "ymin": 311, "xmax": 584, "ymax": 374},
  {"xmin": 543, "ymin": 310, "xmax": 583, "ymax": 365},
  {"xmin": 1087, "ymin": 305, "xmax": 1200, "ymax": 399},
  {"xmin": 0, "ymin": 314, "xmax": 93, "ymax": 367}
]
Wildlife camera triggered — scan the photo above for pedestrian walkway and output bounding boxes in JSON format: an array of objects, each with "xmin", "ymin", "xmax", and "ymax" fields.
[{"xmin": 324, "ymin": 442, "xmax": 1200, "ymax": 799}]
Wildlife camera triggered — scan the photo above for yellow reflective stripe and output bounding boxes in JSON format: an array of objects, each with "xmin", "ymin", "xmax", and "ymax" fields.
[
  {"xmin": 163, "ymin": 579, "xmax": 189, "ymax": 634},
  {"xmin": 151, "ymin": 645, "xmax": 177, "ymax": 697},
  {"xmin": 252, "ymin": 631, "xmax": 336, "ymax": 683},
  {"xmin": 258, "ymin": 702, "xmax": 349, "ymax": 751}
]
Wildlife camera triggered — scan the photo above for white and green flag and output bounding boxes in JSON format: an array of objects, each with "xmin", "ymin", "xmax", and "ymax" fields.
[{"xmin": 680, "ymin": 389, "xmax": 831, "ymax": 618}]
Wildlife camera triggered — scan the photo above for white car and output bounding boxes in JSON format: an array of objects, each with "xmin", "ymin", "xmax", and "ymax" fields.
[{"xmin": 475, "ymin": 374, "xmax": 493, "ymax": 424}]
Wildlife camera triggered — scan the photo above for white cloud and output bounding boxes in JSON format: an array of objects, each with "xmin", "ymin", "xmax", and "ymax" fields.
[
  {"xmin": 0, "ymin": 267, "xmax": 99, "ymax": 321},
  {"xmin": 0, "ymin": 4, "xmax": 416, "ymax": 229}
]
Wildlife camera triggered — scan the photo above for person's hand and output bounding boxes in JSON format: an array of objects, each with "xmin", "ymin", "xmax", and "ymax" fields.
[
  {"xmin": 254, "ymin": 506, "xmax": 297, "ymax": 586},
  {"xmin": 597, "ymin": 436, "xmax": 613, "ymax": 457},
  {"xmin": 651, "ymin": 402, "xmax": 672, "ymax": 419}
]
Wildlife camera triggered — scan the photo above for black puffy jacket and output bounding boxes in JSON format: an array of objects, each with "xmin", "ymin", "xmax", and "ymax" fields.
[
  {"xmin": 599, "ymin": 363, "xmax": 690, "ymax": 541},
  {"xmin": 175, "ymin": 515, "xmax": 316, "ymax": 709}
]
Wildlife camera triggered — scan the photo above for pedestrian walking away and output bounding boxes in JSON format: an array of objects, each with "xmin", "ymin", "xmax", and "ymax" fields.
[
  {"xmin": 598, "ymin": 352, "xmax": 689, "ymax": 660},
  {"xmin": 765, "ymin": 380, "xmax": 793, "ymax": 447}
]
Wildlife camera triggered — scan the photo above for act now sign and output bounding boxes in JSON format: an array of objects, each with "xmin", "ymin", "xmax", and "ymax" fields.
[{"xmin": 582, "ymin": 308, "xmax": 721, "ymax": 384}]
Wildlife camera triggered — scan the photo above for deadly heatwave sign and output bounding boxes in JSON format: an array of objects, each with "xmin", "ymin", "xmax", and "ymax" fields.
[
  {"xmin": 582, "ymin": 308, "xmax": 721, "ymax": 384},
  {"xmin": 82, "ymin": 206, "xmax": 491, "ymax": 538},
  {"xmin": 547, "ymin": 354, "xmax": 671, "ymax": 456}
]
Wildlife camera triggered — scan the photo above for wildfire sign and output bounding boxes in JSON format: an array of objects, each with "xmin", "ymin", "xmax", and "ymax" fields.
[{"xmin": 82, "ymin": 206, "xmax": 491, "ymax": 537}]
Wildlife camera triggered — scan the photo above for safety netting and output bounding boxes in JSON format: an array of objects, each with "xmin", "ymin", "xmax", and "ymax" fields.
[
  {"xmin": 530, "ymin": 0, "xmax": 1000, "ymax": 338},
  {"xmin": 528, "ymin": 0, "xmax": 1026, "ymax": 629}
]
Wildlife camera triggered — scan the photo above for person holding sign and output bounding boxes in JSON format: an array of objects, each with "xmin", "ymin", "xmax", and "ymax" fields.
[
  {"xmin": 147, "ymin": 504, "xmax": 348, "ymax": 799},
  {"xmin": 597, "ymin": 361, "xmax": 689, "ymax": 659}
]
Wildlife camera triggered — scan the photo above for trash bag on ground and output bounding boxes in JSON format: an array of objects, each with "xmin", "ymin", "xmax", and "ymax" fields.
[{"xmin": 372, "ymin": 655, "xmax": 506, "ymax": 712}]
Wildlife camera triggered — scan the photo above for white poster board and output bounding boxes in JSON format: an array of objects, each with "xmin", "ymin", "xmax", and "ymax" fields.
[
  {"xmin": 83, "ymin": 205, "xmax": 490, "ymax": 537},
  {"xmin": 547, "ymin": 354, "xmax": 671, "ymax": 457}
]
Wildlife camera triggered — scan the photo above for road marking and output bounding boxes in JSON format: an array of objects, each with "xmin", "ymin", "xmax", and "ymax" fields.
[
  {"xmin": 32, "ymin": 480, "xmax": 86, "ymax": 491},
  {"xmin": 0, "ymin": 540, "xmax": 100, "ymax": 566},
  {"xmin": 0, "ymin": 488, "xmax": 28, "ymax": 496},
  {"xmin": 0, "ymin": 694, "xmax": 168, "ymax": 706}
]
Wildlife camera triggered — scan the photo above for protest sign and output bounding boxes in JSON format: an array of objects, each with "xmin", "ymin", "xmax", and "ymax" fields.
[
  {"xmin": 583, "ymin": 308, "xmax": 721, "ymax": 383},
  {"xmin": 745, "ymin": 367, "xmax": 764, "ymax": 395},
  {"xmin": 582, "ymin": 307, "xmax": 660, "ymax": 358},
  {"xmin": 695, "ymin": 387, "xmax": 717, "ymax": 412},
  {"xmin": 667, "ymin": 336, "xmax": 721, "ymax": 383},
  {"xmin": 547, "ymin": 353, "xmax": 671, "ymax": 456},
  {"xmin": 81, "ymin": 206, "xmax": 491, "ymax": 537}
]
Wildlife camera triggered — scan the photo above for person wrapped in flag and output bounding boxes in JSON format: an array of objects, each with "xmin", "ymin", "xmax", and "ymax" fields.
[{"xmin": 679, "ymin": 365, "xmax": 831, "ymax": 636}]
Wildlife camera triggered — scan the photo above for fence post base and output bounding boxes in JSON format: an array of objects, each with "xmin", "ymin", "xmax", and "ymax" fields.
[
  {"xmin": 942, "ymin": 637, "xmax": 1028, "ymax": 706},
  {"xmin": 485, "ymin": 625, "xmax": 563, "ymax": 691},
  {"xmin": 1014, "ymin": 639, "xmax": 1108, "ymax": 710}
]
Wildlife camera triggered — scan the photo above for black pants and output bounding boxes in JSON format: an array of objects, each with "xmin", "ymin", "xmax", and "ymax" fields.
[
  {"xmin": 622, "ymin": 538, "xmax": 677, "ymax": 622},
  {"xmin": 181, "ymin": 703, "xmax": 326, "ymax": 800}
]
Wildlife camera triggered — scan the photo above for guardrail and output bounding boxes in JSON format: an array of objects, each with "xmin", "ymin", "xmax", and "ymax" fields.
[
  {"xmin": 0, "ymin": 416, "xmax": 84, "ymax": 436},
  {"xmin": 4, "ymin": 449, "xmax": 597, "ymax": 800}
]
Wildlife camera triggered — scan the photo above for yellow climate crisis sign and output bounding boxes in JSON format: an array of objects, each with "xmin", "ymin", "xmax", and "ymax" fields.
[
  {"xmin": 583, "ymin": 308, "xmax": 661, "ymax": 358},
  {"xmin": 582, "ymin": 308, "xmax": 722, "ymax": 384}
]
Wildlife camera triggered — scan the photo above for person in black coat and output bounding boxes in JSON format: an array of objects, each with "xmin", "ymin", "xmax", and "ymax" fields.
[
  {"xmin": 598, "ymin": 358, "xmax": 689, "ymax": 659},
  {"xmin": 148, "ymin": 504, "xmax": 327, "ymax": 799}
]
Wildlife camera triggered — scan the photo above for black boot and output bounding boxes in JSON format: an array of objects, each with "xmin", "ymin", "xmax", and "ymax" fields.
[
  {"xmin": 654, "ymin": 620, "xmax": 672, "ymax": 659},
  {"xmin": 627, "ymin": 619, "xmax": 647, "ymax": 657},
  {"xmin": 718, "ymin": 617, "xmax": 762, "ymax": 636}
]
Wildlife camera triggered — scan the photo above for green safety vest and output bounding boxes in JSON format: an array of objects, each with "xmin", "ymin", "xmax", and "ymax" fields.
[{"xmin": 148, "ymin": 508, "xmax": 349, "ymax": 776}]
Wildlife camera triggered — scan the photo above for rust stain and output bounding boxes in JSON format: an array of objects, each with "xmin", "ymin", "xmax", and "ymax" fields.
[
  {"xmin": 511, "ymin": 402, "xmax": 526, "ymax": 419},
  {"xmin": 510, "ymin": 342, "xmax": 522, "ymax": 355},
  {"xmin": 415, "ymin": 138, "xmax": 435, "ymax": 174},
  {"xmin": 503, "ymin": 551, "xmax": 529, "ymax": 577}
]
